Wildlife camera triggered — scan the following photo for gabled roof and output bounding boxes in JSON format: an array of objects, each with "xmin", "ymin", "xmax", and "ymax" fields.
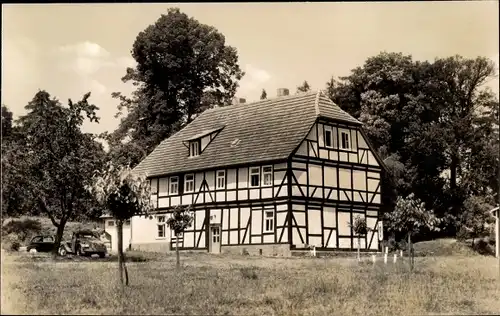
[{"xmin": 133, "ymin": 90, "xmax": 362, "ymax": 178}]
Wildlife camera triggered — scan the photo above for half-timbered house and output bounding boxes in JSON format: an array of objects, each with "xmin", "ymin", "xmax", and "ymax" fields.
[{"xmin": 104, "ymin": 89, "xmax": 387, "ymax": 256}]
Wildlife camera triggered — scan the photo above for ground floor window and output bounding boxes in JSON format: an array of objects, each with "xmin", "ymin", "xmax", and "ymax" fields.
[
  {"xmin": 157, "ymin": 216, "xmax": 166, "ymax": 238},
  {"xmin": 264, "ymin": 210, "xmax": 274, "ymax": 232}
]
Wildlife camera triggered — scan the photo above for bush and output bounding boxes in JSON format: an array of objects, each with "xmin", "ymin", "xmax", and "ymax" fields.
[
  {"xmin": 2, "ymin": 218, "xmax": 42, "ymax": 242},
  {"xmin": 10, "ymin": 241, "xmax": 20, "ymax": 251}
]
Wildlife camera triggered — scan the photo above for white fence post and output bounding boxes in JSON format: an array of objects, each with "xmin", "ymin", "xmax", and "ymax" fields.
[
  {"xmin": 393, "ymin": 253, "xmax": 397, "ymax": 263},
  {"xmin": 372, "ymin": 254, "xmax": 377, "ymax": 263},
  {"xmin": 384, "ymin": 252, "xmax": 388, "ymax": 264}
]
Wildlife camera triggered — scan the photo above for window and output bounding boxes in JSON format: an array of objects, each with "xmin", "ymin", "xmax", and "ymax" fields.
[
  {"xmin": 170, "ymin": 176, "xmax": 179, "ymax": 195},
  {"xmin": 189, "ymin": 141, "xmax": 200, "ymax": 157},
  {"xmin": 43, "ymin": 236, "xmax": 54, "ymax": 243},
  {"xmin": 264, "ymin": 210, "xmax": 274, "ymax": 232},
  {"xmin": 31, "ymin": 236, "xmax": 43, "ymax": 243},
  {"xmin": 184, "ymin": 174, "xmax": 195, "ymax": 193},
  {"xmin": 157, "ymin": 216, "xmax": 166, "ymax": 238},
  {"xmin": 250, "ymin": 167, "xmax": 260, "ymax": 187},
  {"xmin": 216, "ymin": 170, "xmax": 225, "ymax": 189},
  {"xmin": 212, "ymin": 227, "xmax": 220, "ymax": 243},
  {"xmin": 324, "ymin": 126, "xmax": 333, "ymax": 148},
  {"xmin": 340, "ymin": 131, "xmax": 350, "ymax": 150},
  {"xmin": 262, "ymin": 166, "xmax": 273, "ymax": 186},
  {"xmin": 108, "ymin": 220, "xmax": 115, "ymax": 227}
]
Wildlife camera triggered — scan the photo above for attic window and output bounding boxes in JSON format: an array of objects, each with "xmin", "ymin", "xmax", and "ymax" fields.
[{"xmin": 189, "ymin": 141, "xmax": 200, "ymax": 157}]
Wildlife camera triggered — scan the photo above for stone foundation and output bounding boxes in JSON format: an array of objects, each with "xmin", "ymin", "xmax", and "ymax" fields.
[{"xmin": 221, "ymin": 244, "xmax": 291, "ymax": 257}]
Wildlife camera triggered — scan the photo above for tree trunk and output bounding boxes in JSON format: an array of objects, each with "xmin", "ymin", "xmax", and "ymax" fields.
[
  {"xmin": 117, "ymin": 221, "xmax": 129, "ymax": 286},
  {"xmin": 53, "ymin": 219, "xmax": 66, "ymax": 258},
  {"xmin": 408, "ymin": 233, "xmax": 414, "ymax": 272},
  {"xmin": 176, "ymin": 233, "xmax": 180, "ymax": 269},
  {"xmin": 450, "ymin": 154, "xmax": 458, "ymax": 190},
  {"xmin": 357, "ymin": 236, "xmax": 361, "ymax": 262}
]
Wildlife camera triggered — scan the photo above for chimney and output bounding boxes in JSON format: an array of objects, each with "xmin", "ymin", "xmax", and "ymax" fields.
[
  {"xmin": 277, "ymin": 88, "xmax": 289, "ymax": 97},
  {"xmin": 232, "ymin": 97, "xmax": 246, "ymax": 105}
]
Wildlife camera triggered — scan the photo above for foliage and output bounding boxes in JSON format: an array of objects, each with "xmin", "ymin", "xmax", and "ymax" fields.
[
  {"xmin": 456, "ymin": 195, "xmax": 496, "ymax": 246},
  {"xmin": 2, "ymin": 104, "xmax": 13, "ymax": 138},
  {"xmin": 326, "ymin": 53, "xmax": 499, "ymax": 236},
  {"xmin": 92, "ymin": 163, "xmax": 154, "ymax": 285},
  {"xmin": 385, "ymin": 194, "xmax": 441, "ymax": 236},
  {"xmin": 296, "ymin": 80, "xmax": 311, "ymax": 93},
  {"xmin": 351, "ymin": 215, "xmax": 368, "ymax": 235},
  {"xmin": 12, "ymin": 90, "xmax": 106, "ymax": 255},
  {"xmin": 1, "ymin": 106, "xmax": 32, "ymax": 220},
  {"xmin": 93, "ymin": 164, "xmax": 154, "ymax": 221},
  {"xmin": 108, "ymin": 8, "xmax": 244, "ymax": 168},
  {"xmin": 166, "ymin": 205, "xmax": 194, "ymax": 269},
  {"xmin": 2, "ymin": 218, "xmax": 42, "ymax": 242},
  {"xmin": 166, "ymin": 205, "xmax": 194, "ymax": 235},
  {"xmin": 10, "ymin": 241, "xmax": 20, "ymax": 252},
  {"xmin": 260, "ymin": 89, "xmax": 267, "ymax": 100}
]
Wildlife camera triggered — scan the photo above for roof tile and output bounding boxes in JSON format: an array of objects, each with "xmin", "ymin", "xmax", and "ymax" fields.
[{"xmin": 133, "ymin": 91, "xmax": 361, "ymax": 177}]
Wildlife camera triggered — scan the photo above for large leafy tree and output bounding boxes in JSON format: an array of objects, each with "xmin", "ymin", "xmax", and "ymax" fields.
[
  {"xmin": 1, "ymin": 105, "xmax": 31, "ymax": 222},
  {"xmin": 326, "ymin": 53, "xmax": 499, "ymax": 236},
  {"xmin": 108, "ymin": 8, "xmax": 244, "ymax": 168},
  {"xmin": 15, "ymin": 91, "xmax": 106, "ymax": 254}
]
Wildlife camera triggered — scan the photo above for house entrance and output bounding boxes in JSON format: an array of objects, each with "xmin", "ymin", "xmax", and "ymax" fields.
[{"xmin": 209, "ymin": 224, "xmax": 221, "ymax": 254}]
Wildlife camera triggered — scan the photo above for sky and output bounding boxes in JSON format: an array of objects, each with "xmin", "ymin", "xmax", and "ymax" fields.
[{"xmin": 2, "ymin": 2, "xmax": 499, "ymax": 135}]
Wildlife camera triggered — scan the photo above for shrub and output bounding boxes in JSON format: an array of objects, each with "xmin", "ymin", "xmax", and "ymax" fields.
[
  {"xmin": 10, "ymin": 241, "xmax": 20, "ymax": 251},
  {"xmin": 2, "ymin": 218, "xmax": 42, "ymax": 242}
]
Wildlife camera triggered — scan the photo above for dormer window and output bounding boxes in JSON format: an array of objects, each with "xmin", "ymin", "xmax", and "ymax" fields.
[
  {"xmin": 184, "ymin": 126, "xmax": 225, "ymax": 157},
  {"xmin": 189, "ymin": 141, "xmax": 200, "ymax": 157}
]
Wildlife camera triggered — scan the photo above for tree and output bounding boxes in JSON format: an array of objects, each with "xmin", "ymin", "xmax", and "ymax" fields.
[
  {"xmin": 1, "ymin": 105, "xmax": 29, "ymax": 222},
  {"xmin": 15, "ymin": 90, "xmax": 106, "ymax": 256},
  {"xmin": 2, "ymin": 105, "xmax": 13, "ymax": 138},
  {"xmin": 457, "ymin": 195, "xmax": 496, "ymax": 247},
  {"xmin": 350, "ymin": 215, "xmax": 368, "ymax": 262},
  {"xmin": 384, "ymin": 194, "xmax": 441, "ymax": 271},
  {"xmin": 93, "ymin": 164, "xmax": 153, "ymax": 286},
  {"xmin": 326, "ymin": 53, "xmax": 499, "ymax": 237},
  {"xmin": 260, "ymin": 89, "xmax": 267, "ymax": 100},
  {"xmin": 109, "ymin": 8, "xmax": 244, "ymax": 168},
  {"xmin": 429, "ymin": 56, "xmax": 498, "ymax": 220},
  {"xmin": 296, "ymin": 80, "xmax": 311, "ymax": 93},
  {"xmin": 166, "ymin": 205, "xmax": 194, "ymax": 269}
]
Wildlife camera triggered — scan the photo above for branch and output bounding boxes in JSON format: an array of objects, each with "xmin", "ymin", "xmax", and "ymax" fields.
[{"xmin": 38, "ymin": 197, "xmax": 60, "ymax": 228}]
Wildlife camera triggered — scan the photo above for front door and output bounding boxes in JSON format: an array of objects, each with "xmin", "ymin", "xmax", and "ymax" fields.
[{"xmin": 209, "ymin": 225, "xmax": 221, "ymax": 254}]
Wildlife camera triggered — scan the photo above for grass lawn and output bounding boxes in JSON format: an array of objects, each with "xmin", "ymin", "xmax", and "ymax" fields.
[{"xmin": 2, "ymin": 249, "xmax": 500, "ymax": 315}]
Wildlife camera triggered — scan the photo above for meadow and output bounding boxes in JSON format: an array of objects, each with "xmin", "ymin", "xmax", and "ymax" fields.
[{"xmin": 2, "ymin": 243, "xmax": 500, "ymax": 315}]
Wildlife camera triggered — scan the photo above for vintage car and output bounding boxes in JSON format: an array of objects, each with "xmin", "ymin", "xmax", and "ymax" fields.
[
  {"xmin": 70, "ymin": 230, "xmax": 107, "ymax": 258},
  {"xmin": 26, "ymin": 235, "xmax": 59, "ymax": 253}
]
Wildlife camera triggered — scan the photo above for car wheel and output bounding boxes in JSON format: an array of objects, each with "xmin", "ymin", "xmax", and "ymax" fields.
[
  {"xmin": 29, "ymin": 248, "xmax": 38, "ymax": 254},
  {"xmin": 58, "ymin": 246, "xmax": 67, "ymax": 256},
  {"xmin": 98, "ymin": 253, "xmax": 105, "ymax": 258}
]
